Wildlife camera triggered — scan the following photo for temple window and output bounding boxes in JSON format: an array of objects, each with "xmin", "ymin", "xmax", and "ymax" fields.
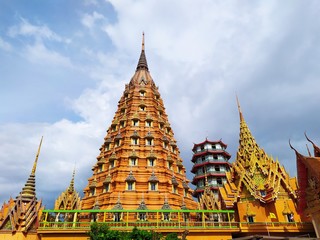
[
  {"xmin": 146, "ymin": 139, "xmax": 153, "ymax": 146},
  {"xmin": 148, "ymin": 159, "xmax": 155, "ymax": 166},
  {"xmin": 115, "ymin": 139, "xmax": 121, "ymax": 147},
  {"xmin": 163, "ymin": 142, "xmax": 168, "ymax": 149},
  {"xmin": 132, "ymin": 120, "xmax": 139, "ymax": 126},
  {"xmin": 111, "ymin": 125, "xmax": 117, "ymax": 132},
  {"xmin": 127, "ymin": 182, "xmax": 135, "ymax": 191},
  {"xmin": 121, "ymin": 108, "xmax": 126, "ymax": 114},
  {"xmin": 172, "ymin": 185, "xmax": 177, "ymax": 194},
  {"xmin": 247, "ymin": 216, "xmax": 254, "ymax": 223},
  {"xmin": 146, "ymin": 120, "xmax": 152, "ymax": 127},
  {"xmin": 104, "ymin": 184, "xmax": 109, "ymax": 193},
  {"xmin": 139, "ymin": 90, "xmax": 145, "ymax": 96},
  {"xmin": 105, "ymin": 143, "xmax": 110, "ymax": 151},
  {"xmin": 99, "ymin": 165, "xmax": 103, "ymax": 172},
  {"xmin": 114, "ymin": 213, "xmax": 122, "ymax": 222},
  {"xmin": 131, "ymin": 138, "xmax": 139, "ymax": 145},
  {"xmin": 286, "ymin": 213, "xmax": 294, "ymax": 222},
  {"xmin": 217, "ymin": 178, "xmax": 222, "ymax": 185},
  {"xmin": 163, "ymin": 213, "xmax": 170, "ymax": 221},
  {"xmin": 159, "ymin": 123, "xmax": 164, "ymax": 129},
  {"xmin": 140, "ymin": 106, "xmax": 146, "ymax": 111},
  {"xmin": 120, "ymin": 120, "xmax": 126, "ymax": 128},
  {"xmin": 129, "ymin": 158, "xmax": 138, "ymax": 166},
  {"xmin": 149, "ymin": 182, "xmax": 157, "ymax": 191},
  {"xmin": 184, "ymin": 189, "xmax": 188, "ymax": 197},
  {"xmin": 90, "ymin": 188, "xmax": 95, "ymax": 196},
  {"xmin": 215, "ymin": 166, "xmax": 220, "ymax": 172},
  {"xmin": 177, "ymin": 167, "xmax": 182, "ymax": 173},
  {"xmin": 260, "ymin": 190, "xmax": 266, "ymax": 197},
  {"xmin": 167, "ymin": 162, "xmax": 172, "ymax": 170},
  {"xmin": 138, "ymin": 212, "xmax": 147, "ymax": 221},
  {"xmin": 109, "ymin": 160, "xmax": 115, "ymax": 169}
]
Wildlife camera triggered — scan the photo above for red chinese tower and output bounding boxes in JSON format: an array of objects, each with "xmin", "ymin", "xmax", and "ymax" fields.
[{"xmin": 191, "ymin": 139, "xmax": 231, "ymax": 200}]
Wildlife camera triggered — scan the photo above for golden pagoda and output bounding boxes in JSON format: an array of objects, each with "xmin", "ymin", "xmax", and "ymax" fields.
[
  {"xmin": 81, "ymin": 34, "xmax": 197, "ymax": 212},
  {"xmin": 0, "ymin": 137, "xmax": 43, "ymax": 235},
  {"xmin": 290, "ymin": 133, "xmax": 320, "ymax": 237},
  {"xmin": 54, "ymin": 169, "xmax": 81, "ymax": 210},
  {"xmin": 219, "ymin": 99, "xmax": 302, "ymax": 224}
]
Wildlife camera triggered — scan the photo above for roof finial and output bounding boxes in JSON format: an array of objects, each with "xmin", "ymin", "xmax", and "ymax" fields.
[
  {"xmin": 236, "ymin": 94, "xmax": 244, "ymax": 122},
  {"xmin": 142, "ymin": 32, "xmax": 145, "ymax": 51},
  {"xmin": 68, "ymin": 167, "xmax": 76, "ymax": 192},
  {"xmin": 136, "ymin": 33, "xmax": 149, "ymax": 71},
  {"xmin": 32, "ymin": 136, "xmax": 43, "ymax": 175}
]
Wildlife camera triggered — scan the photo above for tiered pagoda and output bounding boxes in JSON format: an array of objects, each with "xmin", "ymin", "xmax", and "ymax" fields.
[
  {"xmin": 290, "ymin": 134, "xmax": 320, "ymax": 237},
  {"xmin": 81, "ymin": 34, "xmax": 197, "ymax": 212},
  {"xmin": 191, "ymin": 139, "xmax": 231, "ymax": 200},
  {"xmin": 0, "ymin": 137, "xmax": 43, "ymax": 235},
  {"xmin": 219, "ymin": 99, "xmax": 302, "ymax": 224}
]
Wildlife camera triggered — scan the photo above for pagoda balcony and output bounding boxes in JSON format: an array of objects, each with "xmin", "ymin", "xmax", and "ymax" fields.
[
  {"xmin": 193, "ymin": 171, "xmax": 227, "ymax": 178},
  {"xmin": 191, "ymin": 161, "xmax": 231, "ymax": 173},
  {"xmin": 191, "ymin": 149, "xmax": 231, "ymax": 161},
  {"xmin": 194, "ymin": 185, "xmax": 223, "ymax": 192}
]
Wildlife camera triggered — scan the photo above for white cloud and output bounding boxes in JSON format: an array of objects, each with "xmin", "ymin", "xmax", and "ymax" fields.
[
  {"xmin": 23, "ymin": 42, "xmax": 72, "ymax": 67},
  {"xmin": 81, "ymin": 11, "xmax": 105, "ymax": 29},
  {"xmin": 0, "ymin": 37, "xmax": 12, "ymax": 51},
  {"xmin": 8, "ymin": 18, "xmax": 70, "ymax": 43}
]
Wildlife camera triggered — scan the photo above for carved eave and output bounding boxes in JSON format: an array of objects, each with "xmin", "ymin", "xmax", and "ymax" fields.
[{"xmin": 171, "ymin": 175, "xmax": 179, "ymax": 186}]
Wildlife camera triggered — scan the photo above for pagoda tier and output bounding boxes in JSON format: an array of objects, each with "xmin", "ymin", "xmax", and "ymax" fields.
[
  {"xmin": 219, "ymin": 99, "xmax": 301, "ymax": 223},
  {"xmin": 191, "ymin": 139, "xmax": 231, "ymax": 199},
  {"xmin": 291, "ymin": 133, "xmax": 320, "ymax": 236},
  {"xmin": 81, "ymin": 35, "xmax": 197, "ymax": 211}
]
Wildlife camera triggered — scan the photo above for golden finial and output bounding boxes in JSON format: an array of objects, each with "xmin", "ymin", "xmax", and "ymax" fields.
[
  {"xmin": 142, "ymin": 32, "xmax": 145, "ymax": 51},
  {"xmin": 236, "ymin": 94, "xmax": 244, "ymax": 122},
  {"xmin": 31, "ymin": 136, "xmax": 43, "ymax": 175}
]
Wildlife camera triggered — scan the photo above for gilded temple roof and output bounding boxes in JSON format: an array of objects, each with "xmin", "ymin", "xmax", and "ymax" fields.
[{"xmin": 219, "ymin": 99, "xmax": 298, "ymax": 207}]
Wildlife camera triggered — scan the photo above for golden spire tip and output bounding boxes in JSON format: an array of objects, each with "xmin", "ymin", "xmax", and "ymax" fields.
[
  {"xmin": 32, "ymin": 136, "xmax": 43, "ymax": 175},
  {"xmin": 142, "ymin": 32, "xmax": 145, "ymax": 51}
]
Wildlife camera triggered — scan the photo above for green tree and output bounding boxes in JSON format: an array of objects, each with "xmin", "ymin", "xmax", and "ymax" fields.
[
  {"xmin": 88, "ymin": 223, "xmax": 162, "ymax": 240},
  {"xmin": 165, "ymin": 233, "xmax": 180, "ymax": 240}
]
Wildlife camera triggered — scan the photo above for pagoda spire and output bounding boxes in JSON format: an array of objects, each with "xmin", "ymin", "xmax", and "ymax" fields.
[
  {"xmin": 236, "ymin": 97, "xmax": 258, "ymax": 156},
  {"xmin": 68, "ymin": 168, "xmax": 76, "ymax": 192},
  {"xmin": 236, "ymin": 95, "xmax": 244, "ymax": 122},
  {"xmin": 136, "ymin": 32, "xmax": 149, "ymax": 71},
  {"xmin": 20, "ymin": 136, "xmax": 43, "ymax": 200}
]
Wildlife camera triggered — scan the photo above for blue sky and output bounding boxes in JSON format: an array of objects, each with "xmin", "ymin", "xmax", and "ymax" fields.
[{"xmin": 1, "ymin": 0, "xmax": 320, "ymax": 207}]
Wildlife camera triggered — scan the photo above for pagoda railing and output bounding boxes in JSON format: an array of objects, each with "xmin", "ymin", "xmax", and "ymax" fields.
[
  {"xmin": 37, "ymin": 209, "xmax": 314, "ymax": 233},
  {"xmin": 38, "ymin": 209, "xmax": 238, "ymax": 231}
]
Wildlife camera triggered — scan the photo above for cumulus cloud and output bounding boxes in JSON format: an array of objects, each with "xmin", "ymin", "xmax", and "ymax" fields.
[
  {"xmin": 81, "ymin": 11, "xmax": 105, "ymax": 29},
  {"xmin": 8, "ymin": 18, "xmax": 70, "ymax": 43},
  {"xmin": 0, "ymin": 37, "xmax": 12, "ymax": 51},
  {"xmin": 22, "ymin": 41, "xmax": 72, "ymax": 67}
]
